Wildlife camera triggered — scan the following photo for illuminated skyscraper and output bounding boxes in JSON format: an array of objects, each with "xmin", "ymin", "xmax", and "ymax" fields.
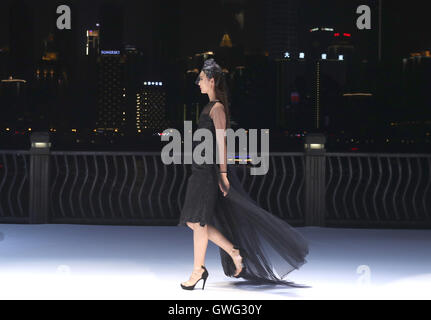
[
  {"xmin": 402, "ymin": 51, "xmax": 431, "ymax": 119},
  {"xmin": 86, "ymin": 28, "xmax": 100, "ymax": 57},
  {"xmin": 95, "ymin": 51, "xmax": 126, "ymax": 135},
  {"xmin": 275, "ymin": 56, "xmax": 309, "ymax": 130},
  {"xmin": 312, "ymin": 59, "xmax": 347, "ymax": 131},
  {"xmin": 328, "ymin": 32, "xmax": 354, "ymax": 61},
  {"xmin": 95, "ymin": 2, "xmax": 126, "ymax": 135},
  {"xmin": 307, "ymin": 27, "xmax": 336, "ymax": 60},
  {"xmin": 135, "ymin": 82, "xmax": 169, "ymax": 133},
  {"xmin": 264, "ymin": 0, "xmax": 299, "ymax": 60},
  {"xmin": 123, "ymin": 45, "xmax": 145, "ymax": 135},
  {"xmin": 33, "ymin": 32, "xmax": 64, "ymax": 128}
]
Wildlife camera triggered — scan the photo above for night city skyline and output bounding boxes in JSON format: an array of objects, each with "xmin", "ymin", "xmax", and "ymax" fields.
[
  {"xmin": 0, "ymin": 0, "xmax": 430, "ymax": 152},
  {"xmin": 1, "ymin": 0, "xmax": 428, "ymax": 61}
]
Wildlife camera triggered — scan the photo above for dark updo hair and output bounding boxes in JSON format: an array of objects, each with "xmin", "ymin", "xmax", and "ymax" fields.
[{"xmin": 200, "ymin": 58, "xmax": 231, "ymax": 129}]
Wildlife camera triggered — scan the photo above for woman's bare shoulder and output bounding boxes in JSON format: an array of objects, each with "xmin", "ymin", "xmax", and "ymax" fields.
[{"xmin": 210, "ymin": 102, "xmax": 225, "ymax": 117}]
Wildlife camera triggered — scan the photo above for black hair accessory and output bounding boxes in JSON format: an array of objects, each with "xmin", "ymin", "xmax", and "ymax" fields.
[{"xmin": 195, "ymin": 58, "xmax": 224, "ymax": 85}]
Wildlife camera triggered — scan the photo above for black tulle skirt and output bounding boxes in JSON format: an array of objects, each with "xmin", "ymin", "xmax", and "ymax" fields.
[
  {"xmin": 182, "ymin": 163, "xmax": 310, "ymax": 287},
  {"xmin": 178, "ymin": 163, "xmax": 219, "ymax": 228}
]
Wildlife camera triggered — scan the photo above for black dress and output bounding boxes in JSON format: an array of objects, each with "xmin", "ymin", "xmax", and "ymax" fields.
[
  {"xmin": 178, "ymin": 100, "xmax": 310, "ymax": 286},
  {"xmin": 178, "ymin": 100, "xmax": 221, "ymax": 228}
]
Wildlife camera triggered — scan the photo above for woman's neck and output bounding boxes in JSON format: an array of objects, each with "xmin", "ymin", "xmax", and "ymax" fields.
[{"xmin": 208, "ymin": 92, "xmax": 217, "ymax": 102}]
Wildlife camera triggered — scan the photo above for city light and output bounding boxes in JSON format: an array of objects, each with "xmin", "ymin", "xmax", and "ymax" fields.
[
  {"xmin": 299, "ymin": 52, "xmax": 305, "ymax": 59},
  {"xmin": 1, "ymin": 76, "xmax": 26, "ymax": 83},
  {"xmin": 343, "ymin": 93, "xmax": 373, "ymax": 97},
  {"xmin": 100, "ymin": 50, "xmax": 120, "ymax": 55},
  {"xmin": 143, "ymin": 81, "xmax": 163, "ymax": 86},
  {"xmin": 321, "ymin": 53, "xmax": 327, "ymax": 60},
  {"xmin": 284, "ymin": 52, "xmax": 290, "ymax": 58},
  {"xmin": 339, "ymin": 55, "xmax": 344, "ymax": 61}
]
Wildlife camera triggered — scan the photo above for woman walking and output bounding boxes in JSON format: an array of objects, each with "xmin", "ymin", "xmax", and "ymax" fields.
[{"xmin": 178, "ymin": 58, "xmax": 309, "ymax": 290}]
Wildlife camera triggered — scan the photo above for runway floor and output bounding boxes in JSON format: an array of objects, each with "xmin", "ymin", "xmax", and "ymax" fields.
[{"xmin": 0, "ymin": 224, "xmax": 430, "ymax": 300}]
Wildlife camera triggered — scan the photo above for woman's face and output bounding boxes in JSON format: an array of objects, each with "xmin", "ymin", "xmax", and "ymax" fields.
[{"xmin": 197, "ymin": 71, "xmax": 214, "ymax": 93}]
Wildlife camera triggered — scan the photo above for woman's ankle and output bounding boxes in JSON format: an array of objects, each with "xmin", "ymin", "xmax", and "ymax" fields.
[{"xmin": 230, "ymin": 247, "xmax": 239, "ymax": 258}]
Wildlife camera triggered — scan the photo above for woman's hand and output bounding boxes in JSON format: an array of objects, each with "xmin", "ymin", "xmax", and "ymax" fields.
[{"xmin": 218, "ymin": 174, "xmax": 230, "ymax": 197}]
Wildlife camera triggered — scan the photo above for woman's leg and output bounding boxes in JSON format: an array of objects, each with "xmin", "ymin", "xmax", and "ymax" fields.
[
  {"xmin": 206, "ymin": 224, "xmax": 244, "ymax": 276},
  {"xmin": 192, "ymin": 224, "xmax": 209, "ymax": 269},
  {"xmin": 207, "ymin": 224, "xmax": 235, "ymax": 256},
  {"xmin": 186, "ymin": 222, "xmax": 234, "ymax": 259},
  {"xmin": 181, "ymin": 222, "xmax": 209, "ymax": 286},
  {"xmin": 187, "ymin": 222, "xmax": 233, "ymax": 260},
  {"xmin": 183, "ymin": 222, "xmax": 242, "ymax": 284}
]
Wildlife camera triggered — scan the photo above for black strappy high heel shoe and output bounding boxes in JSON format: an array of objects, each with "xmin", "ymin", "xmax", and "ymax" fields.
[
  {"xmin": 180, "ymin": 265, "xmax": 209, "ymax": 290},
  {"xmin": 232, "ymin": 246, "xmax": 247, "ymax": 278}
]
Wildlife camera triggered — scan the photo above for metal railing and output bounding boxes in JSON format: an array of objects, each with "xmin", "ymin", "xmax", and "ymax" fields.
[
  {"xmin": 0, "ymin": 150, "xmax": 30, "ymax": 223},
  {"xmin": 46, "ymin": 151, "xmax": 306, "ymax": 225},
  {"xmin": 0, "ymin": 133, "xmax": 430, "ymax": 228},
  {"xmin": 325, "ymin": 153, "xmax": 431, "ymax": 227}
]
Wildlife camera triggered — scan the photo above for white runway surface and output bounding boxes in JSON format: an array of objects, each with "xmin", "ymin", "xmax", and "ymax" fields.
[{"xmin": 0, "ymin": 224, "xmax": 430, "ymax": 300}]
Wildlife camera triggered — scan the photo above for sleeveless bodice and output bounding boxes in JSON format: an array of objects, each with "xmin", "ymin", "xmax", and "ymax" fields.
[
  {"xmin": 191, "ymin": 100, "xmax": 220, "ymax": 168},
  {"xmin": 198, "ymin": 100, "xmax": 220, "ymax": 129}
]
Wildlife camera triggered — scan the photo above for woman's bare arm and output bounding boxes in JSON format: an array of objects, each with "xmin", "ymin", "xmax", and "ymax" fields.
[{"xmin": 209, "ymin": 102, "xmax": 227, "ymax": 173}]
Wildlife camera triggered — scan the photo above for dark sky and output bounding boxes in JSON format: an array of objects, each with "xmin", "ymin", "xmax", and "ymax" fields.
[
  {"xmin": 300, "ymin": 0, "xmax": 430, "ymax": 58},
  {"xmin": 0, "ymin": 0, "xmax": 429, "ymax": 61},
  {"xmin": 179, "ymin": 0, "xmax": 263, "ymax": 56}
]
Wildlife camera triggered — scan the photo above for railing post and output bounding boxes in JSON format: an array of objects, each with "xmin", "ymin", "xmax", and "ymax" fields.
[
  {"xmin": 29, "ymin": 132, "xmax": 51, "ymax": 224},
  {"xmin": 304, "ymin": 133, "xmax": 327, "ymax": 227}
]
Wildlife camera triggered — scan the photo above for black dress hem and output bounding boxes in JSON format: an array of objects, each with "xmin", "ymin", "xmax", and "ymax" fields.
[{"xmin": 177, "ymin": 217, "xmax": 208, "ymax": 227}]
